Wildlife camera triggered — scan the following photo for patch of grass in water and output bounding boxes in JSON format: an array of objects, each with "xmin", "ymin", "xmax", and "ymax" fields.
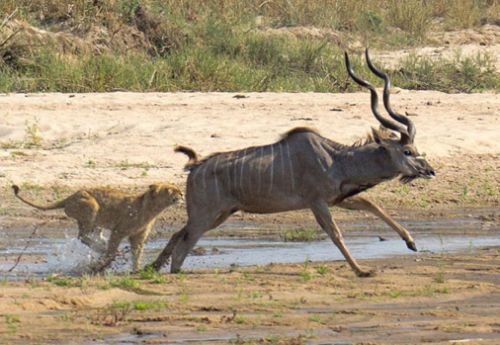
[{"xmin": 281, "ymin": 228, "xmax": 320, "ymax": 242}]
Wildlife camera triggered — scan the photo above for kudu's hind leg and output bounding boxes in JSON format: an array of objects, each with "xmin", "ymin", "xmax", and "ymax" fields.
[
  {"xmin": 170, "ymin": 210, "xmax": 232, "ymax": 273},
  {"xmin": 337, "ymin": 196, "xmax": 417, "ymax": 251},
  {"xmin": 169, "ymin": 226, "xmax": 205, "ymax": 273},
  {"xmin": 149, "ymin": 210, "xmax": 232, "ymax": 273},
  {"xmin": 149, "ymin": 226, "xmax": 187, "ymax": 271},
  {"xmin": 311, "ymin": 200, "xmax": 374, "ymax": 277}
]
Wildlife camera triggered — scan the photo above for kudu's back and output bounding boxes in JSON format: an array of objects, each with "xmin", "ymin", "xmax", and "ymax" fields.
[{"xmin": 184, "ymin": 128, "xmax": 335, "ymax": 214}]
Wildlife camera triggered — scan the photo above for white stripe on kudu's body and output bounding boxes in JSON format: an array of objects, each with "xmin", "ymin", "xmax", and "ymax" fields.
[
  {"xmin": 232, "ymin": 152, "xmax": 238, "ymax": 193},
  {"xmin": 257, "ymin": 146, "xmax": 264, "ymax": 194},
  {"xmin": 268, "ymin": 144, "xmax": 274, "ymax": 195},
  {"xmin": 213, "ymin": 156, "xmax": 221, "ymax": 202},
  {"xmin": 284, "ymin": 141, "xmax": 295, "ymax": 192},
  {"xmin": 239, "ymin": 148, "xmax": 248, "ymax": 196},
  {"xmin": 278, "ymin": 142, "xmax": 285, "ymax": 184},
  {"xmin": 200, "ymin": 162, "xmax": 208, "ymax": 191}
]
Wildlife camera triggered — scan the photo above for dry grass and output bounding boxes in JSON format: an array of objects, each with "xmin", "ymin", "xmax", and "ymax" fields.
[{"xmin": 1, "ymin": 1, "xmax": 499, "ymax": 92}]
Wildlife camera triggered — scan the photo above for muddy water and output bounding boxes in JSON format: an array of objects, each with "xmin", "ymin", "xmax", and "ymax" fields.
[{"xmin": 0, "ymin": 217, "xmax": 498, "ymax": 279}]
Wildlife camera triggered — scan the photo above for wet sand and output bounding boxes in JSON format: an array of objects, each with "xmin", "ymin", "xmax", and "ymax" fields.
[{"xmin": 0, "ymin": 247, "xmax": 499, "ymax": 344}]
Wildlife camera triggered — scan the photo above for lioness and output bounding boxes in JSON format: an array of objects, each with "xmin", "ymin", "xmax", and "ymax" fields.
[{"xmin": 12, "ymin": 183, "xmax": 182, "ymax": 272}]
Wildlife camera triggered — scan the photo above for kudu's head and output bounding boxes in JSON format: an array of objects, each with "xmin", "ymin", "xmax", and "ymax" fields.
[{"xmin": 345, "ymin": 49, "xmax": 435, "ymax": 183}]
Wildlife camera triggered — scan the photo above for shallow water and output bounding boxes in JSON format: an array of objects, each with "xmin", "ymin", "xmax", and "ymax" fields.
[
  {"xmin": 0, "ymin": 215, "xmax": 498, "ymax": 280},
  {"xmin": 179, "ymin": 234, "xmax": 499, "ymax": 270}
]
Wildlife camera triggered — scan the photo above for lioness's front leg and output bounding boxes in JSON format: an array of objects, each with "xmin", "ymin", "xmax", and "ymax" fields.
[
  {"xmin": 90, "ymin": 231, "xmax": 123, "ymax": 273},
  {"xmin": 78, "ymin": 229, "xmax": 107, "ymax": 254},
  {"xmin": 73, "ymin": 197, "xmax": 106, "ymax": 253},
  {"xmin": 129, "ymin": 224, "xmax": 152, "ymax": 272}
]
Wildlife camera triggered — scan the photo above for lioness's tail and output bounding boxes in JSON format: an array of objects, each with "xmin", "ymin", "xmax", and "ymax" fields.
[
  {"xmin": 174, "ymin": 145, "xmax": 199, "ymax": 170},
  {"xmin": 12, "ymin": 185, "xmax": 67, "ymax": 210}
]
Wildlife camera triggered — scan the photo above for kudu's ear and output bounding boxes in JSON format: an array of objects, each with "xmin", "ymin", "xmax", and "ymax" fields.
[
  {"xmin": 378, "ymin": 125, "xmax": 399, "ymax": 140},
  {"xmin": 371, "ymin": 128, "xmax": 385, "ymax": 145}
]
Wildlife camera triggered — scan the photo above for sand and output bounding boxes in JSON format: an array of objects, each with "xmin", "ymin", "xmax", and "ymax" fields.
[{"xmin": 0, "ymin": 90, "xmax": 498, "ymax": 189}]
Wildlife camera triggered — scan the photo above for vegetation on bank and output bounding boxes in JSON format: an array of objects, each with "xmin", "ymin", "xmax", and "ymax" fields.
[{"xmin": 0, "ymin": 0, "xmax": 499, "ymax": 93}]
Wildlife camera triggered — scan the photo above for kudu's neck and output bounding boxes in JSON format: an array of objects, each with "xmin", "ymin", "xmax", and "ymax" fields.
[{"xmin": 332, "ymin": 144, "xmax": 399, "ymax": 187}]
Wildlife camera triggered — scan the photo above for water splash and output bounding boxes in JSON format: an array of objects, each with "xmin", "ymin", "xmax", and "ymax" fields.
[{"xmin": 46, "ymin": 238, "xmax": 101, "ymax": 275}]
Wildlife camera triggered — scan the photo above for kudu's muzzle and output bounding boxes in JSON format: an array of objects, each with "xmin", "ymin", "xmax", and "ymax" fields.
[{"xmin": 416, "ymin": 156, "xmax": 436, "ymax": 179}]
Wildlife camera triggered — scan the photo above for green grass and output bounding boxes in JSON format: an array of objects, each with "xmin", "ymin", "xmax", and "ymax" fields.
[
  {"xmin": 386, "ymin": 0, "xmax": 434, "ymax": 43},
  {"xmin": 282, "ymin": 228, "xmax": 320, "ymax": 242},
  {"xmin": 0, "ymin": 1, "xmax": 499, "ymax": 93},
  {"xmin": 396, "ymin": 51, "xmax": 500, "ymax": 92},
  {"xmin": 138, "ymin": 266, "xmax": 167, "ymax": 284},
  {"xmin": 299, "ymin": 260, "xmax": 314, "ymax": 282},
  {"xmin": 23, "ymin": 118, "xmax": 43, "ymax": 148},
  {"xmin": 234, "ymin": 314, "xmax": 247, "ymax": 325},
  {"xmin": 196, "ymin": 324, "xmax": 208, "ymax": 332},
  {"xmin": 0, "ymin": 117, "xmax": 43, "ymax": 149},
  {"xmin": 109, "ymin": 275, "xmax": 141, "ymax": 290},
  {"xmin": 93, "ymin": 274, "xmax": 142, "ymax": 290},
  {"xmin": 4, "ymin": 314, "xmax": 20, "ymax": 334},
  {"xmin": 433, "ymin": 270, "xmax": 445, "ymax": 284},
  {"xmin": 316, "ymin": 264, "xmax": 329, "ymax": 276},
  {"xmin": 308, "ymin": 314, "xmax": 322, "ymax": 323},
  {"xmin": 386, "ymin": 285, "xmax": 450, "ymax": 298},
  {"xmin": 111, "ymin": 299, "xmax": 168, "ymax": 311},
  {"xmin": 47, "ymin": 275, "xmax": 75, "ymax": 287}
]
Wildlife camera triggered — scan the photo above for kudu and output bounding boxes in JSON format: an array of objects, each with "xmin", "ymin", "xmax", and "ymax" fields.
[{"xmin": 150, "ymin": 49, "xmax": 435, "ymax": 277}]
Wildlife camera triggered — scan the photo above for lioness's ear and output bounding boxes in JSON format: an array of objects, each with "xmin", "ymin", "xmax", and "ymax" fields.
[{"xmin": 149, "ymin": 184, "xmax": 160, "ymax": 196}]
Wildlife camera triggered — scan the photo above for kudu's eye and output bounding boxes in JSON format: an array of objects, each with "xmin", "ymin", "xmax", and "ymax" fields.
[{"xmin": 403, "ymin": 149, "xmax": 412, "ymax": 156}]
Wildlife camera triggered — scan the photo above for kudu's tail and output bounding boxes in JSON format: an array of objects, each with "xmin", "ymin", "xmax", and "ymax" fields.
[
  {"xmin": 174, "ymin": 145, "xmax": 199, "ymax": 170},
  {"xmin": 12, "ymin": 185, "xmax": 66, "ymax": 210}
]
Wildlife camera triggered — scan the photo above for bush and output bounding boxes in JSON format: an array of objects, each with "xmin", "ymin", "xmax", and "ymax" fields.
[{"xmin": 0, "ymin": 0, "xmax": 499, "ymax": 93}]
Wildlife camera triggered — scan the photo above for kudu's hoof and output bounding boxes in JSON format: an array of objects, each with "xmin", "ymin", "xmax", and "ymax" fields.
[
  {"xmin": 406, "ymin": 241, "xmax": 418, "ymax": 252},
  {"xmin": 149, "ymin": 256, "xmax": 171, "ymax": 272},
  {"xmin": 356, "ymin": 269, "xmax": 376, "ymax": 278},
  {"xmin": 88, "ymin": 265, "xmax": 105, "ymax": 275}
]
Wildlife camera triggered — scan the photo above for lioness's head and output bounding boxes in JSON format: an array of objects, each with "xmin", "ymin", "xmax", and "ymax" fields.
[{"xmin": 144, "ymin": 183, "xmax": 182, "ymax": 212}]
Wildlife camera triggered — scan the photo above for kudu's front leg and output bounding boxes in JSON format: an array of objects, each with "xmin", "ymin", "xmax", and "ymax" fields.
[
  {"xmin": 336, "ymin": 196, "xmax": 417, "ymax": 251},
  {"xmin": 311, "ymin": 200, "xmax": 375, "ymax": 277}
]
